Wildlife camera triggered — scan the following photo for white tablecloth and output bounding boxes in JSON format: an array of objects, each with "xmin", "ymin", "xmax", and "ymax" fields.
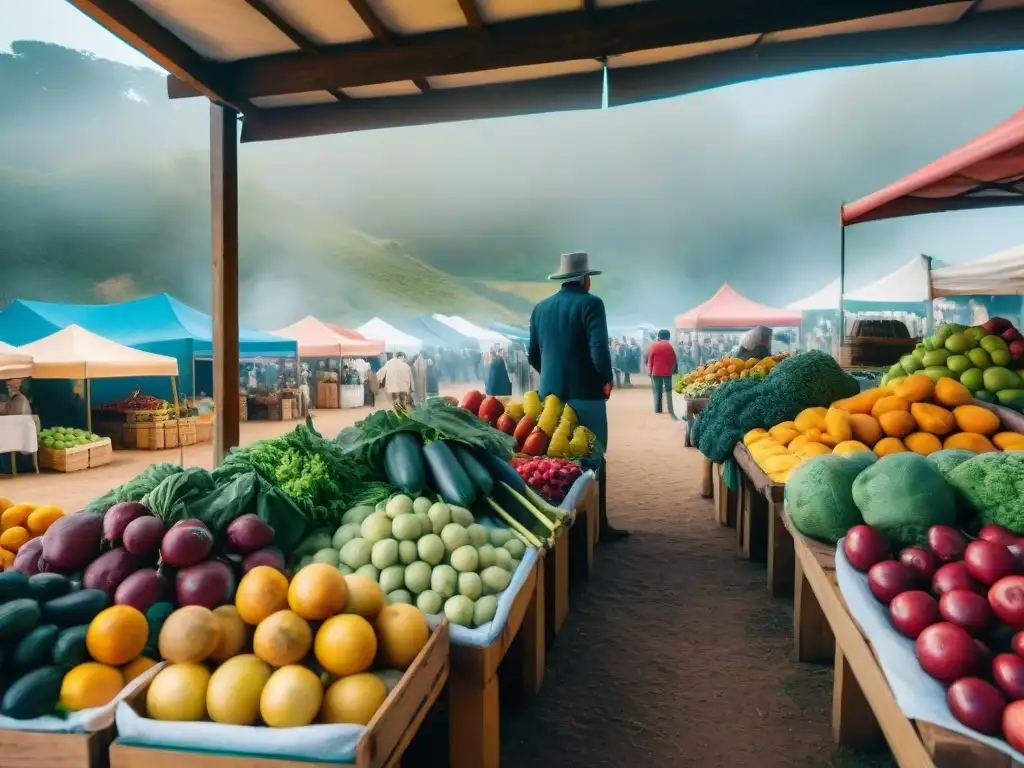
[{"xmin": 0, "ymin": 415, "xmax": 38, "ymax": 454}]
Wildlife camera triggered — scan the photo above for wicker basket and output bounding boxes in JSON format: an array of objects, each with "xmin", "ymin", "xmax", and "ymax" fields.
[
  {"xmin": 163, "ymin": 420, "xmax": 180, "ymax": 449},
  {"xmin": 39, "ymin": 444, "xmax": 90, "ymax": 473},
  {"xmin": 126, "ymin": 409, "xmax": 171, "ymax": 424},
  {"xmin": 180, "ymin": 418, "xmax": 197, "ymax": 446},
  {"xmin": 134, "ymin": 423, "xmax": 166, "ymax": 450}
]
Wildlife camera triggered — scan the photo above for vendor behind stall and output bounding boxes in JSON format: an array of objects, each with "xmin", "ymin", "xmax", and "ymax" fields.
[
  {"xmin": 735, "ymin": 326, "xmax": 773, "ymax": 361},
  {"xmin": 0, "ymin": 379, "xmax": 31, "ymax": 416}
]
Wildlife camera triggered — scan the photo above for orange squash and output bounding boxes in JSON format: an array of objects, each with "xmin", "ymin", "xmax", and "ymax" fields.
[
  {"xmin": 904, "ymin": 432, "xmax": 943, "ymax": 456},
  {"xmin": 235, "ymin": 566, "xmax": 290, "ymax": 625},
  {"xmin": 767, "ymin": 426, "xmax": 799, "ymax": 446},
  {"xmin": 871, "ymin": 395, "xmax": 909, "ymax": 418},
  {"xmin": 87, "ymin": 605, "xmax": 148, "ymax": 666},
  {"xmin": 0, "ymin": 504, "xmax": 33, "ymax": 532},
  {"xmin": 878, "ymin": 410, "xmax": 916, "ymax": 439},
  {"xmin": 787, "ymin": 435, "xmax": 810, "ymax": 453},
  {"xmin": 848, "ymin": 414, "xmax": 883, "ymax": 447},
  {"xmin": 0, "ymin": 527, "xmax": 30, "ymax": 553},
  {"xmin": 952, "ymin": 405, "xmax": 1001, "ymax": 437},
  {"xmin": 834, "ymin": 387, "xmax": 892, "ymax": 415},
  {"xmin": 944, "ymin": 432, "xmax": 997, "ymax": 453},
  {"xmin": 874, "ymin": 437, "xmax": 907, "ymax": 457},
  {"xmin": 825, "ymin": 408, "xmax": 853, "ymax": 442},
  {"xmin": 287, "ymin": 563, "xmax": 348, "ymax": 621},
  {"xmin": 797, "ymin": 443, "xmax": 832, "ymax": 458},
  {"xmin": 26, "ymin": 505, "xmax": 64, "ymax": 536},
  {"xmin": 253, "ymin": 609, "xmax": 312, "ymax": 667},
  {"xmin": 833, "ymin": 440, "xmax": 871, "ymax": 454},
  {"xmin": 893, "ymin": 374, "xmax": 935, "ymax": 404},
  {"xmin": 794, "ymin": 407, "xmax": 827, "ymax": 433},
  {"xmin": 909, "ymin": 402, "xmax": 955, "ymax": 436},
  {"xmin": 993, "ymin": 432, "xmax": 1024, "ymax": 451},
  {"xmin": 934, "ymin": 378, "xmax": 974, "ymax": 408}
]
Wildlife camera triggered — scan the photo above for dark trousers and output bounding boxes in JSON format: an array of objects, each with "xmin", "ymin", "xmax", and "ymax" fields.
[{"xmin": 652, "ymin": 376, "xmax": 677, "ymax": 417}]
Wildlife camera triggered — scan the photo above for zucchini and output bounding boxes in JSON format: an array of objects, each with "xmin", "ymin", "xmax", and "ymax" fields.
[
  {"xmin": 13, "ymin": 624, "xmax": 59, "ymax": 668},
  {"xmin": 0, "ymin": 598, "xmax": 40, "ymax": 642},
  {"xmin": 1, "ymin": 666, "xmax": 63, "ymax": 719},
  {"xmin": 41, "ymin": 589, "xmax": 108, "ymax": 628},
  {"xmin": 51, "ymin": 625, "xmax": 90, "ymax": 668},
  {"xmin": 450, "ymin": 444, "xmax": 494, "ymax": 497},
  {"xmin": 0, "ymin": 571, "xmax": 29, "ymax": 603},
  {"xmin": 143, "ymin": 602, "xmax": 175, "ymax": 658},
  {"xmin": 423, "ymin": 440, "xmax": 477, "ymax": 508},
  {"xmin": 383, "ymin": 432, "xmax": 427, "ymax": 494},
  {"xmin": 27, "ymin": 573, "xmax": 72, "ymax": 603}
]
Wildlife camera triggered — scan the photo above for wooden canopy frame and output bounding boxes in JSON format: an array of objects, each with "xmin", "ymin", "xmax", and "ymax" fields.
[{"xmin": 63, "ymin": 0, "xmax": 1024, "ymax": 461}]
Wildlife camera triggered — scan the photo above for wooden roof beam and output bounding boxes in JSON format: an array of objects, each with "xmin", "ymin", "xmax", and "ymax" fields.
[
  {"xmin": 166, "ymin": 0, "xmax": 964, "ymax": 100},
  {"xmin": 458, "ymin": 0, "xmax": 486, "ymax": 33}
]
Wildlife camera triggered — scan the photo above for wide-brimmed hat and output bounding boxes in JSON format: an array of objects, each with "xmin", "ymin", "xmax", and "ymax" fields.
[{"xmin": 548, "ymin": 252, "xmax": 602, "ymax": 281}]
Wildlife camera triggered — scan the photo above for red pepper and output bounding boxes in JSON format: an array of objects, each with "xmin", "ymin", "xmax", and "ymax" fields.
[
  {"xmin": 496, "ymin": 414, "xmax": 517, "ymax": 435},
  {"xmin": 522, "ymin": 428, "xmax": 550, "ymax": 457},
  {"xmin": 459, "ymin": 390, "xmax": 485, "ymax": 415},
  {"xmin": 477, "ymin": 396, "xmax": 505, "ymax": 426},
  {"xmin": 513, "ymin": 415, "xmax": 535, "ymax": 445}
]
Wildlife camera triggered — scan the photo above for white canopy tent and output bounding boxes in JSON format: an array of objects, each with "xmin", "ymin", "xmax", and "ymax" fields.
[
  {"xmin": 0, "ymin": 341, "xmax": 33, "ymax": 380},
  {"xmin": 434, "ymin": 315, "xmax": 509, "ymax": 348},
  {"xmin": 356, "ymin": 318, "xmax": 423, "ymax": 354},
  {"xmin": 931, "ymin": 243, "xmax": 1024, "ymax": 297},
  {"xmin": 787, "ymin": 279, "xmax": 842, "ymax": 311},
  {"xmin": 19, "ymin": 326, "xmax": 182, "ymax": 456},
  {"xmin": 844, "ymin": 255, "xmax": 932, "ymax": 304}
]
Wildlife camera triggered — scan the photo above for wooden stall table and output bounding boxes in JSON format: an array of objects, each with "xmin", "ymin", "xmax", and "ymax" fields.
[
  {"xmin": 449, "ymin": 555, "xmax": 545, "ymax": 768},
  {"xmin": 732, "ymin": 444, "xmax": 793, "ymax": 595},
  {"xmin": 711, "ymin": 462, "xmax": 738, "ymax": 528},
  {"xmin": 110, "ymin": 624, "xmax": 449, "ymax": 768},
  {"xmin": 790, "ymin": 525, "xmax": 1014, "ymax": 767},
  {"xmin": 681, "ymin": 397, "xmax": 708, "ymax": 448},
  {"xmin": 0, "ymin": 727, "xmax": 115, "ymax": 768},
  {"xmin": 544, "ymin": 520, "xmax": 570, "ymax": 647}
]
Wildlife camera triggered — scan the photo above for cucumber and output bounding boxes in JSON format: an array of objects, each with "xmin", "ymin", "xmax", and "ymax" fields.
[
  {"xmin": 0, "ymin": 599, "xmax": 40, "ymax": 642},
  {"xmin": 383, "ymin": 432, "xmax": 427, "ymax": 494},
  {"xmin": 51, "ymin": 625, "xmax": 90, "ymax": 668},
  {"xmin": 450, "ymin": 444, "xmax": 494, "ymax": 497},
  {"xmin": 1, "ymin": 666, "xmax": 64, "ymax": 719},
  {"xmin": 143, "ymin": 602, "xmax": 175, "ymax": 658},
  {"xmin": 423, "ymin": 440, "xmax": 477, "ymax": 508},
  {"xmin": 13, "ymin": 624, "xmax": 59, "ymax": 668},
  {"xmin": 0, "ymin": 571, "xmax": 29, "ymax": 603},
  {"xmin": 41, "ymin": 589, "xmax": 108, "ymax": 628},
  {"xmin": 27, "ymin": 573, "xmax": 72, "ymax": 603}
]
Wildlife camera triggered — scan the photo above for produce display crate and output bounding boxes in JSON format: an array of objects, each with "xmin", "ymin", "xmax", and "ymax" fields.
[
  {"xmin": 0, "ymin": 725, "xmax": 116, "ymax": 768},
  {"xmin": 281, "ymin": 398, "xmax": 294, "ymax": 420},
  {"xmin": 110, "ymin": 623, "xmax": 450, "ymax": 768},
  {"xmin": 38, "ymin": 443, "xmax": 90, "ymax": 472},
  {"xmin": 88, "ymin": 438, "xmax": 113, "ymax": 468},
  {"xmin": 544, "ymin": 518, "xmax": 570, "ymax": 647},
  {"xmin": 132, "ymin": 423, "xmax": 165, "ymax": 451},
  {"xmin": 163, "ymin": 419, "xmax": 180, "ymax": 449},
  {"xmin": 449, "ymin": 555, "xmax": 545, "ymax": 768},
  {"xmin": 316, "ymin": 381, "xmax": 339, "ymax": 409},
  {"xmin": 568, "ymin": 470, "xmax": 598, "ymax": 587},
  {"xmin": 732, "ymin": 444, "xmax": 793, "ymax": 596},
  {"xmin": 788, "ymin": 527, "xmax": 1013, "ymax": 767}
]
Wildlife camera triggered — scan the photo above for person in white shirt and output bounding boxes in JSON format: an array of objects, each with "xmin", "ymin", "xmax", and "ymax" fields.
[
  {"xmin": 0, "ymin": 380, "xmax": 31, "ymax": 416},
  {"xmin": 377, "ymin": 353, "xmax": 413, "ymax": 409}
]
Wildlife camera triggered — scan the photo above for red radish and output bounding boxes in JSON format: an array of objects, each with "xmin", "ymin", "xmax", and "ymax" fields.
[
  {"xmin": 979, "ymin": 524, "xmax": 1018, "ymax": 547},
  {"xmin": 867, "ymin": 561, "xmax": 914, "ymax": 605},
  {"xmin": 964, "ymin": 539, "xmax": 1020, "ymax": 586},
  {"xmin": 844, "ymin": 526, "xmax": 891, "ymax": 572},
  {"xmin": 933, "ymin": 562, "xmax": 981, "ymax": 596},
  {"xmin": 225, "ymin": 514, "xmax": 275, "ymax": 554},
  {"xmin": 927, "ymin": 525, "xmax": 967, "ymax": 562},
  {"xmin": 947, "ymin": 678, "xmax": 1005, "ymax": 734},
  {"xmin": 939, "ymin": 590, "xmax": 992, "ymax": 636},
  {"xmin": 160, "ymin": 525, "xmax": 213, "ymax": 568},
  {"xmin": 122, "ymin": 516, "xmax": 165, "ymax": 557},
  {"xmin": 1013, "ymin": 631, "xmax": 1024, "ymax": 657},
  {"xmin": 994, "ymin": 653, "xmax": 1024, "ymax": 700},
  {"xmin": 900, "ymin": 547, "xmax": 937, "ymax": 587},
  {"xmin": 114, "ymin": 568, "xmax": 169, "ymax": 612},
  {"xmin": 102, "ymin": 502, "xmax": 151, "ymax": 545},
  {"xmin": 889, "ymin": 591, "xmax": 939, "ymax": 639},
  {"xmin": 176, "ymin": 560, "xmax": 235, "ymax": 608},
  {"xmin": 990, "ymin": 575, "xmax": 1024, "ymax": 630},
  {"xmin": 916, "ymin": 623, "xmax": 978, "ymax": 683},
  {"xmin": 1004, "ymin": 700, "xmax": 1024, "ymax": 752},
  {"xmin": 172, "ymin": 518, "xmax": 208, "ymax": 531}
]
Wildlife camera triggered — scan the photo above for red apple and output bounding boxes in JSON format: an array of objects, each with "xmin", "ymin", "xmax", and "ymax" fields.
[
  {"xmin": 889, "ymin": 591, "xmax": 939, "ymax": 639},
  {"xmin": 916, "ymin": 623, "xmax": 977, "ymax": 683},
  {"xmin": 994, "ymin": 654, "xmax": 1024, "ymax": 701},
  {"xmin": 900, "ymin": 547, "xmax": 937, "ymax": 587},
  {"xmin": 947, "ymin": 678, "xmax": 1005, "ymax": 735},
  {"xmin": 933, "ymin": 562, "xmax": 981, "ymax": 596},
  {"xmin": 965, "ymin": 539, "xmax": 1020, "ymax": 586},
  {"xmin": 990, "ymin": 575, "xmax": 1024, "ymax": 630},
  {"xmin": 843, "ymin": 525, "xmax": 891, "ymax": 572},
  {"xmin": 868, "ymin": 561, "xmax": 915, "ymax": 605}
]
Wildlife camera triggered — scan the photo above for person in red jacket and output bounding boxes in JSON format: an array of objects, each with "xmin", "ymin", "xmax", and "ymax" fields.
[{"xmin": 647, "ymin": 329, "xmax": 678, "ymax": 418}]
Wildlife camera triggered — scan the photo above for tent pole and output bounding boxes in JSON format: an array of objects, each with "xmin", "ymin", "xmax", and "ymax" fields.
[
  {"xmin": 924, "ymin": 254, "xmax": 935, "ymax": 333},
  {"xmin": 191, "ymin": 355, "xmax": 196, "ymax": 400},
  {"xmin": 85, "ymin": 379, "xmax": 92, "ymax": 433},
  {"xmin": 839, "ymin": 214, "xmax": 847, "ymax": 351},
  {"xmin": 171, "ymin": 376, "xmax": 183, "ymax": 466}
]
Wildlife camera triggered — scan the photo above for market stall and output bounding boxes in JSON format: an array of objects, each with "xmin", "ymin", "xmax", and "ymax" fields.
[
  {"xmin": 434, "ymin": 315, "xmax": 510, "ymax": 350},
  {"xmin": 0, "ymin": 342, "xmax": 37, "ymax": 476},
  {"xmin": 355, "ymin": 319, "xmax": 422, "ymax": 355},
  {"xmin": 18, "ymin": 325, "xmax": 183, "ymax": 468}
]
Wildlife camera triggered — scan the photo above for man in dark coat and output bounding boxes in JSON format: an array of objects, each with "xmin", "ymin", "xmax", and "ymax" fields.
[{"xmin": 528, "ymin": 252, "xmax": 628, "ymax": 540}]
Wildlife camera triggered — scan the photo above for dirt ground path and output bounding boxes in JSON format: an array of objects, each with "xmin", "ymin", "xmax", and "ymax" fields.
[{"xmin": 497, "ymin": 381, "xmax": 892, "ymax": 768}]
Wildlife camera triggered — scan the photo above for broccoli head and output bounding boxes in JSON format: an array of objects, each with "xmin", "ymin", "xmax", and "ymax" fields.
[
  {"xmin": 695, "ymin": 378, "xmax": 763, "ymax": 462},
  {"xmin": 947, "ymin": 452, "xmax": 1024, "ymax": 533}
]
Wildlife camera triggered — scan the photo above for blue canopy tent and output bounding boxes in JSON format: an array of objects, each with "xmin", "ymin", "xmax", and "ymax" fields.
[
  {"xmin": 489, "ymin": 322, "xmax": 529, "ymax": 344},
  {"xmin": 0, "ymin": 294, "xmax": 296, "ymax": 401},
  {"xmin": 392, "ymin": 316, "xmax": 475, "ymax": 350}
]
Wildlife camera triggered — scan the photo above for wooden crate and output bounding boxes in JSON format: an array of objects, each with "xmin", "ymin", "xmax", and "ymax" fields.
[
  {"xmin": 133, "ymin": 423, "xmax": 165, "ymax": 451},
  {"xmin": 568, "ymin": 474, "xmax": 597, "ymax": 587},
  {"xmin": 0, "ymin": 725, "xmax": 115, "ymax": 768},
  {"xmin": 732, "ymin": 444, "xmax": 793, "ymax": 596},
  {"xmin": 88, "ymin": 438, "xmax": 113, "ymax": 468},
  {"xmin": 180, "ymin": 419, "xmax": 197, "ymax": 447},
  {"xmin": 316, "ymin": 382, "xmax": 339, "ymax": 409},
  {"xmin": 195, "ymin": 422, "xmax": 212, "ymax": 444},
  {"xmin": 109, "ymin": 623, "xmax": 449, "ymax": 768},
  {"xmin": 38, "ymin": 444, "xmax": 90, "ymax": 473},
  {"xmin": 544, "ymin": 520, "xmax": 570, "ymax": 647},
  {"xmin": 281, "ymin": 398, "xmax": 293, "ymax": 420},
  {"xmin": 163, "ymin": 420, "xmax": 179, "ymax": 449},
  {"xmin": 449, "ymin": 556, "xmax": 545, "ymax": 768}
]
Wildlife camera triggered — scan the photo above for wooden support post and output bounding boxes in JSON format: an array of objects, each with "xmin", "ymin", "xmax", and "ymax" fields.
[
  {"xmin": 448, "ymin": 674, "xmax": 499, "ymax": 768},
  {"xmin": 743, "ymin": 490, "xmax": 769, "ymax": 564},
  {"xmin": 767, "ymin": 501, "xmax": 795, "ymax": 596},
  {"xmin": 521, "ymin": 556, "xmax": 546, "ymax": 699},
  {"xmin": 832, "ymin": 646, "xmax": 883, "ymax": 748},
  {"xmin": 735, "ymin": 474, "xmax": 746, "ymax": 551},
  {"xmin": 794, "ymin": 556, "xmax": 834, "ymax": 663},
  {"xmin": 210, "ymin": 103, "xmax": 240, "ymax": 464},
  {"xmin": 700, "ymin": 456, "xmax": 713, "ymax": 499}
]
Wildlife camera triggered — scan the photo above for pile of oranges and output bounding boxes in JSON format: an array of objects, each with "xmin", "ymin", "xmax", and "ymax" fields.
[{"xmin": 681, "ymin": 353, "xmax": 789, "ymax": 387}]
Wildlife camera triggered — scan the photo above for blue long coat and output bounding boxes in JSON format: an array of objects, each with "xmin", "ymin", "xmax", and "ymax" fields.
[{"xmin": 528, "ymin": 283, "xmax": 614, "ymax": 402}]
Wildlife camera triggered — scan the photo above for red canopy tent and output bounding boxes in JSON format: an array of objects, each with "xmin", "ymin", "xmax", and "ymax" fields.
[
  {"xmin": 675, "ymin": 284, "xmax": 801, "ymax": 329},
  {"xmin": 842, "ymin": 108, "xmax": 1024, "ymax": 225}
]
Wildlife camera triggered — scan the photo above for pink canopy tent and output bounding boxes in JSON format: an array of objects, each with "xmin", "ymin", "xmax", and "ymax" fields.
[
  {"xmin": 271, "ymin": 316, "xmax": 384, "ymax": 357},
  {"xmin": 842, "ymin": 107, "xmax": 1024, "ymax": 226},
  {"xmin": 675, "ymin": 284, "xmax": 801, "ymax": 329}
]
